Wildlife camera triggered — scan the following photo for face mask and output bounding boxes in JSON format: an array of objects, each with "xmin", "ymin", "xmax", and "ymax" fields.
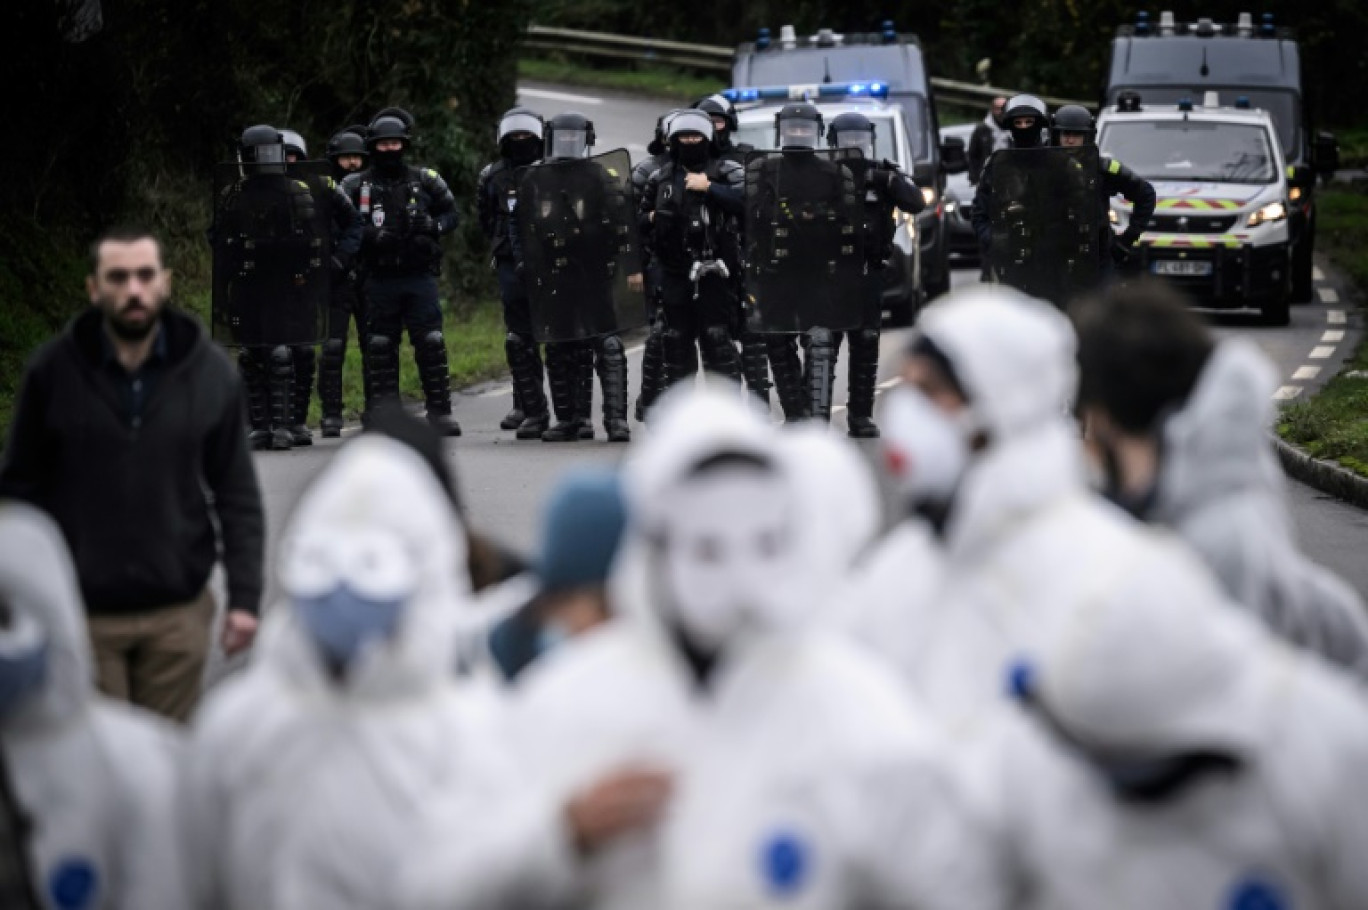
[
  {"xmin": 880, "ymin": 385, "xmax": 970, "ymax": 509},
  {"xmin": 779, "ymin": 123, "xmax": 819, "ymax": 150},
  {"xmin": 0, "ymin": 611, "xmax": 49, "ymax": 720},
  {"xmin": 293, "ymin": 586, "xmax": 404, "ymax": 669},
  {"xmin": 373, "ymin": 148, "xmax": 406, "ymax": 173},
  {"xmin": 1010, "ymin": 120, "xmax": 1043, "ymax": 148},
  {"xmin": 656, "ymin": 467, "xmax": 800, "ymax": 652},
  {"xmin": 504, "ymin": 136, "xmax": 541, "ymax": 165},
  {"xmin": 675, "ymin": 139, "xmax": 709, "ymax": 169}
]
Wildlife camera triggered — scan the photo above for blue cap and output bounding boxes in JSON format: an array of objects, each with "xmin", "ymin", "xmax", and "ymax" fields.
[{"xmin": 536, "ymin": 467, "xmax": 628, "ymax": 594}]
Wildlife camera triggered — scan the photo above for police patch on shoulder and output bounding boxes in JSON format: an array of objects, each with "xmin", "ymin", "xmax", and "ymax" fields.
[
  {"xmin": 1227, "ymin": 876, "xmax": 1289, "ymax": 910},
  {"xmin": 424, "ymin": 168, "xmax": 438, "ymax": 178},
  {"xmin": 48, "ymin": 857, "xmax": 99, "ymax": 910},
  {"xmin": 607, "ymin": 167, "xmax": 620, "ymax": 177},
  {"xmin": 759, "ymin": 830, "xmax": 811, "ymax": 897}
]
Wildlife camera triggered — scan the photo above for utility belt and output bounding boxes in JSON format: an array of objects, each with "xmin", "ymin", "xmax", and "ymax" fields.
[{"xmin": 366, "ymin": 237, "xmax": 442, "ymax": 278}]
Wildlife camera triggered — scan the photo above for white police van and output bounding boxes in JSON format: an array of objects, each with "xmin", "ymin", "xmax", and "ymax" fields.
[
  {"xmin": 728, "ymin": 81, "xmax": 931, "ymax": 327},
  {"xmin": 1098, "ymin": 92, "xmax": 1295, "ymax": 325}
]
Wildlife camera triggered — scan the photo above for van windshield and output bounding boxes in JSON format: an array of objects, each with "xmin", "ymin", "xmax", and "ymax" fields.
[
  {"xmin": 1108, "ymin": 87, "xmax": 1298, "ymax": 158},
  {"xmin": 735, "ymin": 114, "xmax": 898, "ymax": 161},
  {"xmin": 1099, "ymin": 120, "xmax": 1278, "ymax": 184}
]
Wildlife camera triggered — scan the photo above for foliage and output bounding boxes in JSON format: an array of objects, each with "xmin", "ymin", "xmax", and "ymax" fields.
[{"xmin": 519, "ymin": 57, "xmax": 725, "ymax": 103}]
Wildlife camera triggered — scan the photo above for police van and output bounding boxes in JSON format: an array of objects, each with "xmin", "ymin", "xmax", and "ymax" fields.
[
  {"xmin": 1097, "ymin": 93, "xmax": 1294, "ymax": 325},
  {"xmin": 733, "ymin": 24, "xmax": 961, "ymax": 310},
  {"xmin": 1104, "ymin": 11, "xmax": 1339, "ymax": 303},
  {"xmin": 726, "ymin": 82, "xmax": 930, "ymax": 327}
]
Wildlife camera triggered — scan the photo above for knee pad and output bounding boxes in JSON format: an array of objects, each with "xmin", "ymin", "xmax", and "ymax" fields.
[
  {"xmin": 600, "ymin": 334, "xmax": 625, "ymax": 357},
  {"xmin": 852, "ymin": 328, "xmax": 880, "ymax": 349},
  {"xmin": 269, "ymin": 345, "xmax": 292, "ymax": 367},
  {"xmin": 368, "ymin": 335, "xmax": 394, "ymax": 358},
  {"xmin": 702, "ymin": 325, "xmax": 734, "ymax": 348},
  {"xmin": 321, "ymin": 338, "xmax": 345, "ymax": 361},
  {"xmin": 421, "ymin": 330, "xmax": 445, "ymax": 354},
  {"xmin": 808, "ymin": 327, "xmax": 835, "ymax": 348}
]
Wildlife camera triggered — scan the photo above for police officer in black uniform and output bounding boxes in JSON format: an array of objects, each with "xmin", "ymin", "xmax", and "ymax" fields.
[
  {"xmin": 477, "ymin": 107, "xmax": 552, "ymax": 439},
  {"xmin": 509, "ymin": 113, "xmax": 636, "ymax": 443},
  {"xmin": 639, "ymin": 109, "xmax": 745, "ymax": 397},
  {"xmin": 1051, "ymin": 104, "xmax": 1156, "ymax": 273},
  {"xmin": 316, "ymin": 125, "xmax": 372, "ymax": 437},
  {"xmin": 631, "ymin": 111, "xmax": 680, "ymax": 422},
  {"xmin": 340, "ymin": 109, "xmax": 462, "ymax": 435},
  {"xmin": 970, "ymin": 93, "xmax": 1050, "ymax": 267},
  {"xmin": 826, "ymin": 112, "xmax": 925, "ymax": 437}
]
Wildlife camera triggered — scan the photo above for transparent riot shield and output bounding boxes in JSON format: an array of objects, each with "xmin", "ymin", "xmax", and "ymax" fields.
[
  {"xmin": 515, "ymin": 149, "xmax": 647, "ymax": 343},
  {"xmin": 210, "ymin": 160, "xmax": 332, "ymax": 348},
  {"xmin": 743, "ymin": 149, "xmax": 870, "ymax": 334},
  {"xmin": 987, "ymin": 146, "xmax": 1102, "ymax": 307}
]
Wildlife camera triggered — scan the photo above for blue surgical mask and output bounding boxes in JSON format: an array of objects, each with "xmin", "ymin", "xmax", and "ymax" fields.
[
  {"xmin": 0, "ymin": 613, "xmax": 48, "ymax": 719},
  {"xmin": 293, "ymin": 586, "xmax": 405, "ymax": 671}
]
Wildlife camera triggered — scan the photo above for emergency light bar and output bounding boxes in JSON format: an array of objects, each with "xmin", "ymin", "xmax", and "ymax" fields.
[{"xmin": 723, "ymin": 81, "xmax": 890, "ymax": 104}]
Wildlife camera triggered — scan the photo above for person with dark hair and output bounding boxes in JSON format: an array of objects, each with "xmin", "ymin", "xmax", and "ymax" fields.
[
  {"xmin": 0, "ymin": 226, "xmax": 264, "ymax": 721},
  {"xmin": 1073, "ymin": 280, "xmax": 1368, "ymax": 678},
  {"xmin": 967, "ymin": 96, "xmax": 1008, "ymax": 185}
]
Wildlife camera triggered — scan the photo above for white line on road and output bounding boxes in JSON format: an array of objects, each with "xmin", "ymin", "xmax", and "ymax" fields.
[
  {"xmin": 1329, "ymin": 310, "xmax": 1347, "ymax": 325},
  {"xmin": 1313, "ymin": 266, "xmax": 1326, "ymax": 281},
  {"xmin": 516, "ymin": 87, "xmax": 604, "ymax": 105},
  {"xmin": 1310, "ymin": 346, "xmax": 1337, "ymax": 360},
  {"xmin": 1323, "ymin": 330, "xmax": 1346, "ymax": 343},
  {"xmin": 1274, "ymin": 386, "xmax": 1303, "ymax": 401},
  {"xmin": 1293, "ymin": 365, "xmax": 1322, "ymax": 381},
  {"xmin": 1318, "ymin": 286, "xmax": 1341, "ymax": 304},
  {"xmin": 876, "ymin": 378, "xmax": 902, "ymax": 390}
]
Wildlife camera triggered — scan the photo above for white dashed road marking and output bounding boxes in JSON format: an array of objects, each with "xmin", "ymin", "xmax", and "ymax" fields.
[
  {"xmin": 1293, "ymin": 365, "xmax": 1322, "ymax": 381},
  {"xmin": 1323, "ymin": 330, "xmax": 1346, "ymax": 343},
  {"xmin": 1274, "ymin": 386, "xmax": 1303, "ymax": 401},
  {"xmin": 1313, "ymin": 266, "xmax": 1326, "ymax": 281},
  {"xmin": 1310, "ymin": 346, "xmax": 1336, "ymax": 360},
  {"xmin": 516, "ymin": 87, "xmax": 604, "ymax": 105},
  {"xmin": 1318, "ymin": 286, "xmax": 1340, "ymax": 304},
  {"xmin": 876, "ymin": 378, "xmax": 902, "ymax": 390},
  {"xmin": 1328, "ymin": 310, "xmax": 1347, "ymax": 325}
]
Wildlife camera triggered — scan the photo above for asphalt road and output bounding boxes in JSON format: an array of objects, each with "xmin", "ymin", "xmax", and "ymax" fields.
[{"xmin": 246, "ymin": 83, "xmax": 1368, "ymax": 609}]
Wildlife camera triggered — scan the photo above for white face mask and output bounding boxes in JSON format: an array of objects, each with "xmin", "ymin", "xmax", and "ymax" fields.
[
  {"xmin": 879, "ymin": 385, "xmax": 971, "ymax": 507},
  {"xmin": 655, "ymin": 466, "xmax": 800, "ymax": 651}
]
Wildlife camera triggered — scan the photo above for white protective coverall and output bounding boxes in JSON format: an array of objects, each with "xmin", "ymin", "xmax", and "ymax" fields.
[
  {"xmin": 183, "ymin": 437, "xmax": 567, "ymax": 910},
  {"xmin": 881, "ymin": 289, "xmax": 1238, "ymax": 741},
  {"xmin": 504, "ymin": 384, "xmax": 1005, "ymax": 910},
  {"xmin": 977, "ymin": 551, "xmax": 1368, "ymax": 909},
  {"xmin": 0, "ymin": 501, "xmax": 189, "ymax": 910},
  {"xmin": 1151, "ymin": 338, "xmax": 1368, "ymax": 678}
]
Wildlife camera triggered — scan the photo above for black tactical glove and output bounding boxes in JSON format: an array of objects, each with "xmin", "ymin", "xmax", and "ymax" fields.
[
  {"xmin": 410, "ymin": 211, "xmax": 438, "ymax": 236},
  {"xmin": 1111, "ymin": 235, "xmax": 1134, "ymax": 267},
  {"xmin": 869, "ymin": 167, "xmax": 895, "ymax": 193}
]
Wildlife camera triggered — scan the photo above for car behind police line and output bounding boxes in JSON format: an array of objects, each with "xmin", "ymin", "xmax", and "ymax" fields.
[
  {"xmin": 731, "ymin": 86, "xmax": 929, "ymax": 327},
  {"xmin": 1099, "ymin": 93, "xmax": 1294, "ymax": 325}
]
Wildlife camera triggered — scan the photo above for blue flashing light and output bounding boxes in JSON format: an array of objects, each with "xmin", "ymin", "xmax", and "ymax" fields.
[
  {"xmin": 723, "ymin": 81, "xmax": 889, "ymax": 104},
  {"xmin": 1235, "ymin": 95, "xmax": 1251, "ymax": 109},
  {"xmin": 756, "ymin": 27, "xmax": 771, "ymax": 51},
  {"xmin": 881, "ymin": 20, "xmax": 897, "ymax": 43},
  {"xmin": 1259, "ymin": 13, "xmax": 1275, "ymax": 37},
  {"xmin": 1177, "ymin": 96, "xmax": 1194, "ymax": 112},
  {"xmin": 1135, "ymin": 11, "xmax": 1150, "ymax": 36}
]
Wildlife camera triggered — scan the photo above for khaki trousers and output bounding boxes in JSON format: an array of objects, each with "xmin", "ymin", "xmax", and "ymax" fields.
[{"xmin": 87, "ymin": 588, "xmax": 215, "ymax": 723}]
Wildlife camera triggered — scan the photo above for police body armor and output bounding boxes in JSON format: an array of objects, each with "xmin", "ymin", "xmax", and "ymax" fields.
[
  {"xmin": 211, "ymin": 160, "xmax": 332, "ymax": 347},
  {"xmin": 515, "ymin": 149, "xmax": 647, "ymax": 344},
  {"xmin": 353, "ymin": 166, "xmax": 445, "ymax": 275},
  {"xmin": 743, "ymin": 149, "xmax": 870, "ymax": 334},
  {"xmin": 987, "ymin": 145, "xmax": 1102, "ymax": 307}
]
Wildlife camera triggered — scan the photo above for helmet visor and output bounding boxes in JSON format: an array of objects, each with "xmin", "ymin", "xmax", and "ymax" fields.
[
  {"xmin": 834, "ymin": 132, "xmax": 874, "ymax": 159},
  {"xmin": 779, "ymin": 121, "xmax": 820, "ymax": 149},
  {"xmin": 550, "ymin": 129, "xmax": 588, "ymax": 160},
  {"xmin": 253, "ymin": 143, "xmax": 285, "ymax": 165},
  {"xmin": 499, "ymin": 112, "xmax": 544, "ymax": 142}
]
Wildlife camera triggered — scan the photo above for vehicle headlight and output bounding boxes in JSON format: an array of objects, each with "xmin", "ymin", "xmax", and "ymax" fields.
[
  {"xmin": 943, "ymin": 200, "xmax": 957, "ymax": 213},
  {"xmin": 921, "ymin": 187, "xmax": 937, "ymax": 207},
  {"xmin": 1108, "ymin": 209, "xmax": 1119, "ymax": 225},
  {"xmin": 1289, "ymin": 186, "xmax": 1303, "ymax": 202},
  {"xmin": 1247, "ymin": 201, "xmax": 1286, "ymax": 227}
]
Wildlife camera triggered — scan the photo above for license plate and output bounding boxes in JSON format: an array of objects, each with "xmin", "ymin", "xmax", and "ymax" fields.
[{"xmin": 1153, "ymin": 260, "xmax": 1213, "ymax": 277}]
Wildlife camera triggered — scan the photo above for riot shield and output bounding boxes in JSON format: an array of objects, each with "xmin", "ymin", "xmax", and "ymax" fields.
[
  {"xmin": 743, "ymin": 149, "xmax": 870, "ymax": 334},
  {"xmin": 211, "ymin": 160, "xmax": 332, "ymax": 348},
  {"xmin": 987, "ymin": 146, "xmax": 1101, "ymax": 307},
  {"xmin": 516, "ymin": 149, "xmax": 647, "ymax": 344}
]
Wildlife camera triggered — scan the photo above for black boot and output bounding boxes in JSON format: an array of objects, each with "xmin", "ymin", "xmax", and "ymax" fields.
[
  {"xmin": 699, "ymin": 325, "xmax": 742, "ymax": 383},
  {"xmin": 289, "ymin": 345, "xmax": 315, "ymax": 446},
  {"xmin": 417, "ymin": 330, "xmax": 461, "ymax": 437},
  {"xmin": 740, "ymin": 331, "xmax": 772, "ymax": 409},
  {"xmin": 541, "ymin": 343, "xmax": 582, "ymax": 442},
  {"xmin": 662, "ymin": 327, "xmax": 699, "ymax": 393},
  {"xmin": 804, "ymin": 328, "xmax": 837, "ymax": 423},
  {"xmin": 635, "ymin": 317, "xmax": 667, "ymax": 422},
  {"xmin": 500, "ymin": 334, "xmax": 526, "ymax": 430},
  {"xmin": 318, "ymin": 337, "xmax": 345, "ymax": 438},
  {"xmin": 365, "ymin": 334, "xmax": 401, "ymax": 422},
  {"xmin": 768, "ymin": 336, "xmax": 808, "ymax": 422},
  {"xmin": 598, "ymin": 335, "xmax": 631, "ymax": 442},
  {"xmin": 240, "ymin": 350, "xmax": 272, "ymax": 450},
  {"xmin": 576, "ymin": 344, "xmax": 596, "ymax": 440},
  {"xmin": 508, "ymin": 333, "xmax": 551, "ymax": 440},
  {"xmin": 846, "ymin": 328, "xmax": 881, "ymax": 438},
  {"xmin": 268, "ymin": 345, "xmax": 295, "ymax": 450}
]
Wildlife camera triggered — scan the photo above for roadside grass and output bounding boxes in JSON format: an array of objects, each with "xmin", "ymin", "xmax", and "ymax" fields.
[
  {"xmin": 519, "ymin": 56, "xmax": 724, "ymax": 104},
  {"xmin": 1277, "ymin": 182, "xmax": 1368, "ymax": 474},
  {"xmin": 1337, "ymin": 127, "xmax": 1368, "ymax": 171}
]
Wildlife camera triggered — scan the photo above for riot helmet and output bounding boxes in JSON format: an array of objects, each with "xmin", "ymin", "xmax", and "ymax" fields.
[
  {"xmin": 326, "ymin": 127, "xmax": 368, "ymax": 175},
  {"xmin": 497, "ymin": 107, "xmax": 545, "ymax": 166},
  {"xmin": 647, "ymin": 112, "xmax": 672, "ymax": 156},
  {"xmin": 1051, "ymin": 105, "xmax": 1096, "ymax": 147},
  {"xmin": 367, "ymin": 113, "xmax": 412, "ymax": 175},
  {"xmin": 775, "ymin": 103, "xmax": 824, "ymax": 151},
  {"xmin": 545, "ymin": 112, "xmax": 595, "ymax": 160},
  {"xmin": 1003, "ymin": 94, "xmax": 1048, "ymax": 149},
  {"xmin": 696, "ymin": 94, "xmax": 739, "ymax": 147},
  {"xmin": 238, "ymin": 124, "xmax": 286, "ymax": 174},
  {"xmin": 827, "ymin": 112, "xmax": 876, "ymax": 160},
  {"xmin": 280, "ymin": 129, "xmax": 308, "ymax": 162},
  {"xmin": 665, "ymin": 109, "xmax": 715, "ymax": 170}
]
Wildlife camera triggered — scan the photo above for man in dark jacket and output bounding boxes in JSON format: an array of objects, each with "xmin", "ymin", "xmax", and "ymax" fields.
[
  {"xmin": 967, "ymin": 96, "xmax": 1008, "ymax": 185},
  {"xmin": 0, "ymin": 226, "xmax": 264, "ymax": 722}
]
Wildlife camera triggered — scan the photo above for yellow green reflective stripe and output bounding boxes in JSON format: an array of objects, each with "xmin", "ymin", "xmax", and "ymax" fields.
[
  {"xmin": 1141, "ymin": 234, "xmax": 1245, "ymax": 248},
  {"xmin": 1156, "ymin": 198, "xmax": 1248, "ymax": 211},
  {"xmin": 1107, "ymin": 159, "xmax": 1121, "ymax": 174},
  {"xmin": 1286, "ymin": 165, "xmax": 1295, "ymax": 178}
]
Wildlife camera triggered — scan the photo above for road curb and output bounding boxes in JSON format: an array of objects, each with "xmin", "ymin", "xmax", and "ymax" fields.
[{"xmin": 1273, "ymin": 435, "xmax": 1368, "ymax": 511}]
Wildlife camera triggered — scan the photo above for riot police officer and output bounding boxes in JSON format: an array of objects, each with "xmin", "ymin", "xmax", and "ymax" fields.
[
  {"xmin": 639, "ymin": 109, "xmax": 745, "ymax": 396},
  {"xmin": 825, "ymin": 112, "xmax": 925, "ymax": 437},
  {"xmin": 316, "ymin": 126, "xmax": 371, "ymax": 437},
  {"xmin": 508, "ymin": 112, "xmax": 637, "ymax": 443},
  {"xmin": 477, "ymin": 107, "xmax": 551, "ymax": 439},
  {"xmin": 970, "ymin": 93, "xmax": 1049, "ymax": 265},
  {"xmin": 340, "ymin": 109, "xmax": 462, "ymax": 436},
  {"xmin": 1051, "ymin": 104, "xmax": 1156, "ymax": 272},
  {"xmin": 631, "ymin": 111, "xmax": 681, "ymax": 422}
]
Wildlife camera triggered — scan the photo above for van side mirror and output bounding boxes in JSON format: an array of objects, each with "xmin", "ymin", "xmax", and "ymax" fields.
[
  {"xmin": 1314, "ymin": 131, "xmax": 1339, "ymax": 177},
  {"xmin": 940, "ymin": 136, "xmax": 968, "ymax": 175}
]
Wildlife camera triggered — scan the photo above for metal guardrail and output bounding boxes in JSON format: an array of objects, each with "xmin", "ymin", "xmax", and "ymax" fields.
[{"xmin": 525, "ymin": 25, "xmax": 1094, "ymax": 110}]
